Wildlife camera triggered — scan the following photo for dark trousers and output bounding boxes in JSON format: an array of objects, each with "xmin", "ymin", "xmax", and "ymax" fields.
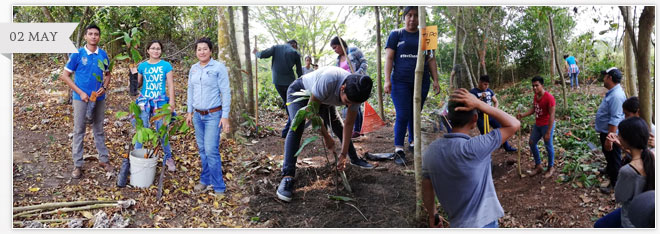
[
  {"xmin": 600, "ymin": 132, "xmax": 622, "ymax": 186},
  {"xmin": 281, "ymin": 79, "xmax": 360, "ymax": 177},
  {"xmin": 342, "ymin": 105, "xmax": 363, "ymax": 133},
  {"xmin": 477, "ymin": 114, "xmax": 514, "ymax": 149},
  {"xmin": 594, "ymin": 207, "xmax": 622, "ymax": 228},
  {"xmin": 275, "ymin": 84, "xmax": 292, "ymax": 136}
]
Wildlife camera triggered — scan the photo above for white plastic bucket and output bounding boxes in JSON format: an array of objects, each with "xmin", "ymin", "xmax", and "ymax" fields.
[{"xmin": 129, "ymin": 149, "xmax": 157, "ymax": 188}]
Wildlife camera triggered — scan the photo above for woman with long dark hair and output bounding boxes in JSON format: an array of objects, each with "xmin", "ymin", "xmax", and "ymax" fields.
[{"xmin": 595, "ymin": 117, "xmax": 655, "ymax": 227}]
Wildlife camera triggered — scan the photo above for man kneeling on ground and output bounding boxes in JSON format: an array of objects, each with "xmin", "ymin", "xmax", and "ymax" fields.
[{"xmin": 422, "ymin": 88, "xmax": 520, "ymax": 228}]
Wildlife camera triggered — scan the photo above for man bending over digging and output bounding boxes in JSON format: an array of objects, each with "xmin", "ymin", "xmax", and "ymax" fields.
[
  {"xmin": 277, "ymin": 66, "xmax": 375, "ymax": 202},
  {"xmin": 422, "ymin": 88, "xmax": 520, "ymax": 228}
]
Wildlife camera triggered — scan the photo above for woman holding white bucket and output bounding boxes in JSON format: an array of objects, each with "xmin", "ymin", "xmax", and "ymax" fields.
[{"xmin": 185, "ymin": 38, "xmax": 231, "ymax": 196}]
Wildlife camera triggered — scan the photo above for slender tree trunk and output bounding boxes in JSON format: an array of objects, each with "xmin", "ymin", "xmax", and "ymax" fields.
[
  {"xmin": 242, "ymin": 6, "xmax": 255, "ymax": 116},
  {"xmin": 76, "ymin": 7, "xmax": 91, "ymax": 48},
  {"xmin": 218, "ymin": 6, "xmax": 245, "ymax": 136},
  {"xmin": 413, "ymin": 6, "xmax": 426, "ymax": 222},
  {"xmin": 548, "ymin": 15, "xmax": 568, "ymax": 111},
  {"xmin": 463, "ymin": 52, "xmax": 476, "ymax": 88},
  {"xmin": 548, "ymin": 23, "xmax": 556, "ymax": 82},
  {"xmin": 375, "ymin": 6, "xmax": 384, "ymax": 120},
  {"xmin": 41, "ymin": 6, "xmax": 55, "ymax": 22},
  {"xmin": 451, "ymin": 7, "xmax": 461, "ymax": 89},
  {"xmin": 228, "ymin": 6, "xmax": 246, "ymax": 113},
  {"xmin": 624, "ymin": 31, "xmax": 638, "ymax": 97},
  {"xmin": 636, "ymin": 6, "xmax": 654, "ymax": 126}
]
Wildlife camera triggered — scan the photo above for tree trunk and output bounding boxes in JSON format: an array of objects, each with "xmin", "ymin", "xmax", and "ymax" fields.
[
  {"xmin": 548, "ymin": 14, "xmax": 568, "ymax": 111},
  {"xmin": 548, "ymin": 23, "xmax": 556, "ymax": 82},
  {"xmin": 217, "ymin": 6, "xmax": 245, "ymax": 136},
  {"xmin": 451, "ymin": 7, "xmax": 461, "ymax": 89},
  {"xmin": 463, "ymin": 51, "xmax": 477, "ymax": 88},
  {"xmin": 636, "ymin": 6, "xmax": 654, "ymax": 126},
  {"xmin": 413, "ymin": 6, "xmax": 426, "ymax": 222},
  {"xmin": 76, "ymin": 7, "xmax": 92, "ymax": 48},
  {"xmin": 375, "ymin": 6, "xmax": 385, "ymax": 120},
  {"xmin": 41, "ymin": 7, "xmax": 55, "ymax": 22},
  {"xmin": 227, "ymin": 7, "xmax": 247, "ymax": 116},
  {"xmin": 242, "ymin": 6, "xmax": 255, "ymax": 116},
  {"xmin": 624, "ymin": 30, "xmax": 638, "ymax": 97}
]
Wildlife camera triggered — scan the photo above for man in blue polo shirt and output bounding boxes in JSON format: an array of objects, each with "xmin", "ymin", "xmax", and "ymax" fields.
[
  {"xmin": 595, "ymin": 67, "xmax": 627, "ymax": 194},
  {"xmin": 421, "ymin": 88, "xmax": 520, "ymax": 228},
  {"xmin": 60, "ymin": 24, "xmax": 113, "ymax": 179}
]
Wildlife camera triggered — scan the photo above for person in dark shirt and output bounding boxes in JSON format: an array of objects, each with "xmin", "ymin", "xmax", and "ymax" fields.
[
  {"xmin": 254, "ymin": 40, "xmax": 303, "ymax": 138},
  {"xmin": 469, "ymin": 75, "xmax": 517, "ymax": 152}
]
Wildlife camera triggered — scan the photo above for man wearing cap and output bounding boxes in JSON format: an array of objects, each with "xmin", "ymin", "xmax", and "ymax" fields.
[
  {"xmin": 253, "ymin": 40, "xmax": 303, "ymax": 138},
  {"xmin": 595, "ymin": 67, "xmax": 627, "ymax": 194},
  {"xmin": 276, "ymin": 66, "xmax": 375, "ymax": 202}
]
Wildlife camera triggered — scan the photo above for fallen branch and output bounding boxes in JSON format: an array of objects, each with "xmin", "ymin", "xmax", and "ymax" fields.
[
  {"xmin": 13, "ymin": 209, "xmax": 42, "ymax": 218},
  {"xmin": 344, "ymin": 203, "xmax": 368, "ymax": 221},
  {"xmin": 14, "ymin": 200, "xmax": 117, "ymax": 213},
  {"xmin": 14, "ymin": 218, "xmax": 84, "ymax": 225},
  {"xmin": 19, "ymin": 204, "xmax": 119, "ymax": 218}
]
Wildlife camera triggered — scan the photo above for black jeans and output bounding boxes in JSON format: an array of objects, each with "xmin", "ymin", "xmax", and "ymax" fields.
[
  {"xmin": 275, "ymin": 84, "xmax": 292, "ymax": 135},
  {"xmin": 281, "ymin": 79, "xmax": 360, "ymax": 177},
  {"xmin": 600, "ymin": 132, "xmax": 622, "ymax": 186}
]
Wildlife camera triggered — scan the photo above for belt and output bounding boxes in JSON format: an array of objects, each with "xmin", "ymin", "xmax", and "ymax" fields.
[{"xmin": 195, "ymin": 106, "xmax": 222, "ymax": 115}]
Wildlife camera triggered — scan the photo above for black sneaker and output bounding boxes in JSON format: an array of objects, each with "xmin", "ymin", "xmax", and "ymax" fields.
[
  {"xmin": 408, "ymin": 145, "xmax": 414, "ymax": 152},
  {"xmin": 599, "ymin": 186, "xmax": 612, "ymax": 194},
  {"xmin": 276, "ymin": 177, "xmax": 294, "ymax": 202},
  {"xmin": 350, "ymin": 158, "xmax": 375, "ymax": 169},
  {"xmin": 394, "ymin": 150, "xmax": 406, "ymax": 166}
]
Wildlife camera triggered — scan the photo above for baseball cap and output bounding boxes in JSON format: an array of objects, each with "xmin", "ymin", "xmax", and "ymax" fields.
[{"xmin": 601, "ymin": 67, "xmax": 622, "ymax": 80}]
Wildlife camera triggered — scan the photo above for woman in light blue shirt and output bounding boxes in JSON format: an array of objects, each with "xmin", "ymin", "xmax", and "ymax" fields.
[{"xmin": 185, "ymin": 38, "xmax": 231, "ymax": 196}]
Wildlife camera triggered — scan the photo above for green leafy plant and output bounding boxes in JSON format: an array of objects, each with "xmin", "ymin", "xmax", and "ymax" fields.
[
  {"xmin": 288, "ymin": 89, "xmax": 351, "ymax": 193},
  {"xmin": 116, "ymin": 103, "xmax": 189, "ymax": 159},
  {"xmin": 109, "ymin": 26, "xmax": 143, "ymax": 70}
]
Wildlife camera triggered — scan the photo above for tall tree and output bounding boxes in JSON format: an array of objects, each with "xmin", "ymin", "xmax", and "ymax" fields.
[
  {"xmin": 623, "ymin": 30, "xmax": 638, "ymax": 97},
  {"xmin": 242, "ymin": 6, "xmax": 255, "ymax": 116},
  {"xmin": 548, "ymin": 13, "xmax": 568, "ymax": 111},
  {"xmin": 217, "ymin": 6, "xmax": 245, "ymax": 136},
  {"xmin": 620, "ymin": 6, "xmax": 654, "ymax": 125},
  {"xmin": 227, "ymin": 7, "xmax": 247, "ymax": 116},
  {"xmin": 374, "ymin": 6, "xmax": 385, "ymax": 120},
  {"xmin": 413, "ymin": 6, "xmax": 426, "ymax": 221},
  {"xmin": 253, "ymin": 6, "xmax": 354, "ymax": 61}
]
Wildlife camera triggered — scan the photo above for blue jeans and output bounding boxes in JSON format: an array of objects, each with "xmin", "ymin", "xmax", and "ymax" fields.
[
  {"xmin": 193, "ymin": 110, "xmax": 226, "ymax": 192},
  {"xmin": 391, "ymin": 78, "xmax": 430, "ymax": 147},
  {"xmin": 342, "ymin": 105, "xmax": 363, "ymax": 133},
  {"xmin": 570, "ymin": 72, "xmax": 580, "ymax": 88},
  {"xmin": 134, "ymin": 110, "xmax": 173, "ymax": 163},
  {"xmin": 482, "ymin": 220, "xmax": 498, "ymax": 228},
  {"xmin": 281, "ymin": 79, "xmax": 361, "ymax": 177},
  {"xmin": 529, "ymin": 123, "xmax": 555, "ymax": 167},
  {"xmin": 594, "ymin": 208, "xmax": 622, "ymax": 228}
]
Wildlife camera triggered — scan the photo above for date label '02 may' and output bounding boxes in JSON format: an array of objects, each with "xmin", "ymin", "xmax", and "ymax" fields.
[{"xmin": 10, "ymin": 32, "xmax": 59, "ymax": 42}]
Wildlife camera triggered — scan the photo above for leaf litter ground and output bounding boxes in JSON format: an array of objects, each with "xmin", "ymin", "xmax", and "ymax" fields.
[{"xmin": 13, "ymin": 54, "xmax": 616, "ymax": 228}]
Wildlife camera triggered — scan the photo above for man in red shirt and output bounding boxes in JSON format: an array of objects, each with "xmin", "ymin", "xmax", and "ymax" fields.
[{"xmin": 517, "ymin": 76, "xmax": 556, "ymax": 178}]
